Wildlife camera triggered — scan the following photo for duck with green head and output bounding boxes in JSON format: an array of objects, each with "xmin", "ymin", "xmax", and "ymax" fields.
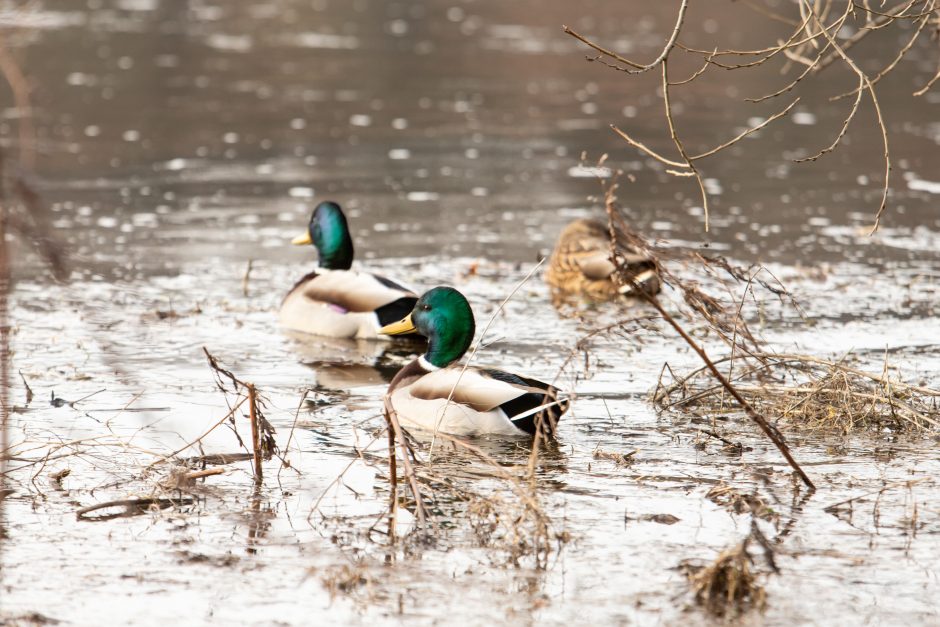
[
  {"xmin": 380, "ymin": 286, "xmax": 569, "ymax": 437},
  {"xmin": 280, "ymin": 201, "xmax": 422, "ymax": 339}
]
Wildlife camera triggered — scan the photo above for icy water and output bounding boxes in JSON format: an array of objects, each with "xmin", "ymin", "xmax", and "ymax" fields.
[{"xmin": 3, "ymin": 1, "xmax": 940, "ymax": 625}]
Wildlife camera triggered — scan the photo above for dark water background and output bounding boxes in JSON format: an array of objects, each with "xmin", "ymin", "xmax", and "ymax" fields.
[{"xmin": 9, "ymin": 0, "xmax": 940, "ymax": 275}]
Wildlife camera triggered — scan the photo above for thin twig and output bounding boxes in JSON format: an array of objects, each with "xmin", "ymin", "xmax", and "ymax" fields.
[
  {"xmin": 799, "ymin": 0, "xmax": 892, "ymax": 234},
  {"xmin": 562, "ymin": 0, "xmax": 688, "ymax": 74}
]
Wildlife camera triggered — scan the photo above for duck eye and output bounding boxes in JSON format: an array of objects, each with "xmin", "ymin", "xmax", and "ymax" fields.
[{"xmin": 420, "ymin": 304, "xmax": 431, "ymax": 311}]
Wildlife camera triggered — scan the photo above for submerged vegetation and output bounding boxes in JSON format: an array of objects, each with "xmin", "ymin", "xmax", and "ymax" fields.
[{"xmin": 685, "ymin": 524, "xmax": 775, "ymax": 618}]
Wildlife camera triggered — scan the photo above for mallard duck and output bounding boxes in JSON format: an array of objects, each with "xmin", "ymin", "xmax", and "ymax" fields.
[
  {"xmin": 279, "ymin": 201, "xmax": 423, "ymax": 340},
  {"xmin": 545, "ymin": 218, "xmax": 660, "ymax": 300},
  {"xmin": 380, "ymin": 286, "xmax": 568, "ymax": 437}
]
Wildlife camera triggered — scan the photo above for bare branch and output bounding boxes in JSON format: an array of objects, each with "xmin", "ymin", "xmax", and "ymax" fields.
[{"xmin": 562, "ymin": 0, "xmax": 688, "ymax": 74}]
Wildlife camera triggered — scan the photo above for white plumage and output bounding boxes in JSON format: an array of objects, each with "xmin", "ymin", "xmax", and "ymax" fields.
[
  {"xmin": 389, "ymin": 366, "xmax": 561, "ymax": 436},
  {"xmin": 279, "ymin": 269, "xmax": 416, "ymax": 339}
]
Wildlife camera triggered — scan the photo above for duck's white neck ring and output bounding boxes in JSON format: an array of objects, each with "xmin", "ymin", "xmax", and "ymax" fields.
[{"xmin": 418, "ymin": 355, "xmax": 440, "ymax": 371}]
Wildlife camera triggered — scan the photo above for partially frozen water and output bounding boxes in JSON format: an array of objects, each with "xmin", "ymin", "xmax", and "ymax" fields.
[{"xmin": 3, "ymin": 1, "xmax": 940, "ymax": 625}]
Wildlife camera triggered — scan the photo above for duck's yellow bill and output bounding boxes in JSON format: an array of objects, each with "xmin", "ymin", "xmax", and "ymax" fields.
[
  {"xmin": 291, "ymin": 232, "xmax": 312, "ymax": 246},
  {"xmin": 379, "ymin": 313, "xmax": 416, "ymax": 335}
]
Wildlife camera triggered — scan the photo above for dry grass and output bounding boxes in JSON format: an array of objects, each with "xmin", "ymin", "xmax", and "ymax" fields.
[
  {"xmin": 655, "ymin": 352, "xmax": 940, "ymax": 435},
  {"xmin": 685, "ymin": 519, "xmax": 778, "ymax": 618},
  {"xmin": 330, "ymin": 424, "xmax": 566, "ymax": 569},
  {"xmin": 687, "ymin": 539, "xmax": 767, "ymax": 617},
  {"xmin": 1, "ymin": 350, "xmax": 283, "ymax": 525},
  {"xmin": 320, "ymin": 563, "xmax": 371, "ymax": 600},
  {"xmin": 465, "ymin": 490, "xmax": 561, "ymax": 568}
]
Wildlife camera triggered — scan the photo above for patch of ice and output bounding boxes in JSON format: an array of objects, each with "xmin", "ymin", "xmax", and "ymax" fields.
[
  {"xmin": 406, "ymin": 192, "xmax": 439, "ymax": 202},
  {"xmin": 567, "ymin": 166, "xmax": 611, "ymax": 179},
  {"xmin": 288, "ymin": 187, "xmax": 315, "ymax": 199},
  {"xmin": 908, "ymin": 178, "xmax": 940, "ymax": 194},
  {"xmin": 282, "ymin": 32, "xmax": 360, "ymax": 50}
]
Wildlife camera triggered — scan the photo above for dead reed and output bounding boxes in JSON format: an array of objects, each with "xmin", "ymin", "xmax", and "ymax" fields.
[
  {"xmin": 687, "ymin": 537, "xmax": 767, "ymax": 617},
  {"xmin": 202, "ymin": 347, "xmax": 277, "ymax": 482},
  {"xmin": 1, "ymin": 347, "xmax": 284, "ymax": 530},
  {"xmin": 680, "ymin": 517, "xmax": 779, "ymax": 617},
  {"xmin": 574, "ymin": 171, "xmax": 817, "ymax": 489},
  {"xmin": 655, "ymin": 352, "xmax": 940, "ymax": 435},
  {"xmin": 307, "ymin": 413, "xmax": 564, "ymax": 570}
]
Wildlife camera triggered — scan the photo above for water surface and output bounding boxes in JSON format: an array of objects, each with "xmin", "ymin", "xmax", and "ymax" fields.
[{"xmin": 3, "ymin": 1, "xmax": 940, "ymax": 625}]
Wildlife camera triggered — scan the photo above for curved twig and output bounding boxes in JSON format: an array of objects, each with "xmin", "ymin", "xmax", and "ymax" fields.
[{"xmin": 563, "ymin": 0, "xmax": 688, "ymax": 74}]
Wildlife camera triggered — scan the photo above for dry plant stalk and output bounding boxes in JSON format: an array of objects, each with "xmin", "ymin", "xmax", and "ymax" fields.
[
  {"xmin": 590, "ymin": 176, "xmax": 816, "ymax": 489},
  {"xmin": 202, "ymin": 348, "xmax": 277, "ymax": 483},
  {"xmin": 248, "ymin": 384, "xmax": 263, "ymax": 482},
  {"xmin": 567, "ymin": 0, "xmax": 940, "ymax": 233},
  {"xmin": 63, "ymin": 352, "xmax": 283, "ymax": 520},
  {"xmin": 374, "ymin": 401, "xmax": 561, "ymax": 567},
  {"xmin": 655, "ymin": 352, "xmax": 940, "ymax": 434},
  {"xmin": 382, "ymin": 398, "xmax": 428, "ymax": 530},
  {"xmin": 76, "ymin": 497, "xmax": 196, "ymax": 522},
  {"xmin": 823, "ymin": 477, "xmax": 928, "ymax": 537},
  {"xmin": 313, "ymin": 385, "xmax": 560, "ymax": 566}
]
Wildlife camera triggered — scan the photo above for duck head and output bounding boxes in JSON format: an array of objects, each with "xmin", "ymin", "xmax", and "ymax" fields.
[
  {"xmin": 292, "ymin": 201, "xmax": 354, "ymax": 270},
  {"xmin": 380, "ymin": 286, "xmax": 475, "ymax": 368}
]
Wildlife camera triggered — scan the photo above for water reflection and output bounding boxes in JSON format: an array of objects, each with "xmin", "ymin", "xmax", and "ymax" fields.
[
  {"xmin": 244, "ymin": 485, "xmax": 275, "ymax": 555},
  {"xmin": 283, "ymin": 331, "xmax": 422, "ymax": 390}
]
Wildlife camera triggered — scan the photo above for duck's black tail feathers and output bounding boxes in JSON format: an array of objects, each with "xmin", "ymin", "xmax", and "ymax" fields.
[{"xmin": 483, "ymin": 370, "xmax": 568, "ymax": 437}]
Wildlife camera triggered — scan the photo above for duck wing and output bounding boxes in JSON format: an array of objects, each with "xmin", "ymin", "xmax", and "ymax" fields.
[
  {"xmin": 290, "ymin": 270, "xmax": 417, "ymax": 314},
  {"xmin": 571, "ymin": 220, "xmax": 659, "ymax": 295},
  {"xmin": 408, "ymin": 367, "xmax": 568, "ymax": 435},
  {"xmin": 576, "ymin": 253, "xmax": 617, "ymax": 280}
]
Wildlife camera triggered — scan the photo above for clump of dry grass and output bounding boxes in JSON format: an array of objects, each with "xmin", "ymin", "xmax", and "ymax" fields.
[
  {"xmin": 466, "ymin": 491, "xmax": 559, "ymax": 568},
  {"xmin": 593, "ymin": 178, "xmax": 816, "ymax": 489},
  {"xmin": 655, "ymin": 352, "xmax": 940, "ymax": 435},
  {"xmin": 687, "ymin": 539, "xmax": 767, "ymax": 618},
  {"xmin": 685, "ymin": 521, "xmax": 777, "ymax": 618},
  {"xmin": 319, "ymin": 563, "xmax": 371, "ymax": 600}
]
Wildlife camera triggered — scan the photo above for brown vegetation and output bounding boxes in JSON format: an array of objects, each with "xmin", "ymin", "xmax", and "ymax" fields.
[{"xmin": 655, "ymin": 352, "xmax": 940, "ymax": 435}]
